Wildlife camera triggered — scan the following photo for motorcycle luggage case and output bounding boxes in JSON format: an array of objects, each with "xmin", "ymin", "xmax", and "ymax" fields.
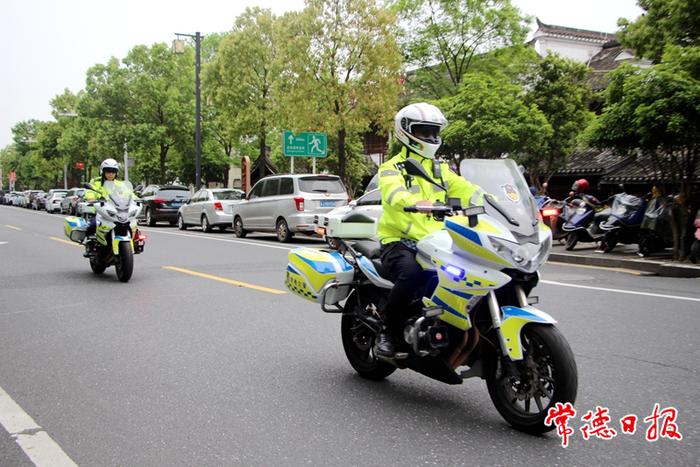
[
  {"xmin": 63, "ymin": 216, "xmax": 88, "ymax": 243},
  {"xmin": 285, "ymin": 248, "xmax": 354, "ymax": 304}
]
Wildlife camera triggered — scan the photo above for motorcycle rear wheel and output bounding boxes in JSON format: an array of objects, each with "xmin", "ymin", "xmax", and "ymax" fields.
[
  {"xmin": 486, "ymin": 324, "xmax": 577, "ymax": 434},
  {"xmin": 341, "ymin": 309, "xmax": 395, "ymax": 381}
]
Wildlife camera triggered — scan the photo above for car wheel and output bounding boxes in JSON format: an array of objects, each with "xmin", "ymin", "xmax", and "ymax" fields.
[
  {"xmin": 276, "ymin": 218, "xmax": 293, "ymax": 243},
  {"xmin": 177, "ymin": 215, "xmax": 187, "ymax": 230},
  {"xmin": 201, "ymin": 215, "xmax": 212, "ymax": 233},
  {"xmin": 146, "ymin": 208, "xmax": 156, "ymax": 227},
  {"xmin": 233, "ymin": 216, "xmax": 247, "ymax": 238}
]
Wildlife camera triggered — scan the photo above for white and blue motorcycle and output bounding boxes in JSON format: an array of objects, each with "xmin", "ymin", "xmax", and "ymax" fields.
[
  {"xmin": 64, "ymin": 181, "xmax": 145, "ymax": 282},
  {"xmin": 286, "ymin": 158, "xmax": 577, "ymax": 434}
]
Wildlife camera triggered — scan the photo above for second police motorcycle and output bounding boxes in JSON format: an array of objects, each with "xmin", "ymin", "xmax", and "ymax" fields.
[
  {"xmin": 63, "ymin": 180, "xmax": 146, "ymax": 282},
  {"xmin": 286, "ymin": 158, "xmax": 577, "ymax": 434}
]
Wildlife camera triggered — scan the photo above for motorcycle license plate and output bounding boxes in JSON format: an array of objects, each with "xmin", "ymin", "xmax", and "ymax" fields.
[{"xmin": 320, "ymin": 200, "xmax": 336, "ymax": 208}]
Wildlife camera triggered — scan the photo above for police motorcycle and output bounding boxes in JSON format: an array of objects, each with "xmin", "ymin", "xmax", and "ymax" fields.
[
  {"xmin": 63, "ymin": 181, "xmax": 145, "ymax": 282},
  {"xmin": 286, "ymin": 158, "xmax": 577, "ymax": 434},
  {"xmin": 598, "ymin": 193, "xmax": 647, "ymax": 253}
]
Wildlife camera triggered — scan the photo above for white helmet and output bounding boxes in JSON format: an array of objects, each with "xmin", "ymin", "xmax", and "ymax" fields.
[
  {"xmin": 100, "ymin": 158, "xmax": 119, "ymax": 175},
  {"xmin": 394, "ymin": 102, "xmax": 448, "ymax": 159}
]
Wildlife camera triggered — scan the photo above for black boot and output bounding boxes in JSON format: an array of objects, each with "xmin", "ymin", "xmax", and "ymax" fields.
[{"xmin": 375, "ymin": 331, "xmax": 396, "ymax": 358}]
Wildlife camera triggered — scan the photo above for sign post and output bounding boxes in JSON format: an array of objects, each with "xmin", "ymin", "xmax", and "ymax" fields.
[{"xmin": 282, "ymin": 131, "xmax": 328, "ymax": 174}]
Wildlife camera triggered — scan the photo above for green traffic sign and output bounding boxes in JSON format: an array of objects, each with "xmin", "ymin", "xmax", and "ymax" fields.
[{"xmin": 282, "ymin": 131, "xmax": 327, "ymax": 157}]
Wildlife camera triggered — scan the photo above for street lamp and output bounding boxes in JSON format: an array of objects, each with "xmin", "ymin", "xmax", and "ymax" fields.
[{"xmin": 173, "ymin": 31, "xmax": 203, "ymax": 190}]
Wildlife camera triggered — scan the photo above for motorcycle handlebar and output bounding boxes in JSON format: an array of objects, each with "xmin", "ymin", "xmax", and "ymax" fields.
[{"xmin": 403, "ymin": 205, "xmax": 455, "ymax": 214}]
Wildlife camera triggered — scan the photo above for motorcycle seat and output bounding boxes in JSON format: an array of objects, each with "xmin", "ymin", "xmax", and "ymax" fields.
[{"xmin": 352, "ymin": 240, "xmax": 382, "ymax": 259}]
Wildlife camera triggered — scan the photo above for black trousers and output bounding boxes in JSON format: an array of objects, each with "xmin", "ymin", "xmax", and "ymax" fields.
[{"xmin": 379, "ymin": 242, "xmax": 424, "ymax": 332}]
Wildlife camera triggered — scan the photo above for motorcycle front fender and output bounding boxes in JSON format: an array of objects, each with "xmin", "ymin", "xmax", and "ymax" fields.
[
  {"xmin": 500, "ymin": 306, "xmax": 557, "ymax": 361},
  {"xmin": 112, "ymin": 235, "xmax": 133, "ymax": 255}
]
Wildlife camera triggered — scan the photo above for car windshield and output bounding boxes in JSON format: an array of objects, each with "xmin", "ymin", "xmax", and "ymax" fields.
[
  {"xmin": 459, "ymin": 158, "xmax": 539, "ymax": 239},
  {"xmin": 298, "ymin": 176, "xmax": 345, "ymax": 193},
  {"xmin": 213, "ymin": 190, "xmax": 243, "ymax": 200}
]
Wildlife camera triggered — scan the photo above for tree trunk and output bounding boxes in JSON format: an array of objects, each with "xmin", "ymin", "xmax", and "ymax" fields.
[{"xmin": 159, "ymin": 145, "xmax": 169, "ymax": 183}]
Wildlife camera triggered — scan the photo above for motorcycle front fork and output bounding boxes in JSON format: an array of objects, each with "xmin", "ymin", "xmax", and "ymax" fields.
[{"xmin": 486, "ymin": 286, "xmax": 528, "ymax": 364}]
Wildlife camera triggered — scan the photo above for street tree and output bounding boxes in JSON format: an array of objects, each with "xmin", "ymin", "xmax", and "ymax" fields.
[
  {"xmin": 205, "ymin": 8, "xmax": 282, "ymax": 181},
  {"xmin": 521, "ymin": 55, "xmax": 593, "ymax": 190},
  {"xmin": 278, "ymin": 0, "xmax": 402, "ymax": 189},
  {"xmin": 440, "ymin": 71, "xmax": 551, "ymax": 164},
  {"xmin": 393, "ymin": 0, "xmax": 528, "ymax": 99},
  {"xmin": 618, "ymin": 0, "xmax": 700, "ymax": 63},
  {"xmin": 588, "ymin": 54, "xmax": 700, "ymax": 258}
]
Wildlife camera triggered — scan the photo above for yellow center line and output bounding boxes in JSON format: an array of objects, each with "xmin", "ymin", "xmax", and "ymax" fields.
[
  {"xmin": 49, "ymin": 236, "xmax": 82, "ymax": 247},
  {"xmin": 163, "ymin": 266, "xmax": 287, "ymax": 295},
  {"xmin": 547, "ymin": 260, "xmax": 645, "ymax": 276},
  {"xmin": 5, "ymin": 225, "xmax": 22, "ymax": 231}
]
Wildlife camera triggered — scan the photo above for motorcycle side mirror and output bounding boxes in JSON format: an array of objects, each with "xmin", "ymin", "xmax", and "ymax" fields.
[{"xmin": 403, "ymin": 159, "xmax": 446, "ymax": 191}]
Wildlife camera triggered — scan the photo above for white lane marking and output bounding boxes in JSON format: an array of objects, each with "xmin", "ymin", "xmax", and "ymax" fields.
[
  {"xmin": 0, "ymin": 241, "xmax": 7, "ymax": 245},
  {"xmin": 0, "ymin": 385, "xmax": 78, "ymax": 466},
  {"xmin": 140, "ymin": 227, "xmax": 297, "ymax": 251},
  {"xmin": 540, "ymin": 280, "xmax": 700, "ymax": 303}
]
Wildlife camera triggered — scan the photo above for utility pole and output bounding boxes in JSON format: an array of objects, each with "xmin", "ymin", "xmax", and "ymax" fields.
[
  {"xmin": 174, "ymin": 31, "xmax": 203, "ymax": 190},
  {"xmin": 123, "ymin": 140, "xmax": 129, "ymax": 183}
]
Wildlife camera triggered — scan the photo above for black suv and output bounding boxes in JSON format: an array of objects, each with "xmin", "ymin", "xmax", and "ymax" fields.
[{"xmin": 138, "ymin": 185, "xmax": 191, "ymax": 226}]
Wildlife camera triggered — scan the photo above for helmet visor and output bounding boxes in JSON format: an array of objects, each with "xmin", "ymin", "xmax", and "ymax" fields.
[
  {"xmin": 410, "ymin": 124, "xmax": 440, "ymax": 144},
  {"xmin": 103, "ymin": 168, "xmax": 118, "ymax": 174}
]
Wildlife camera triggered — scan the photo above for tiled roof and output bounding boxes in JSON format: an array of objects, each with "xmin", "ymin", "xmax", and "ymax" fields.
[
  {"xmin": 535, "ymin": 18, "xmax": 616, "ymax": 43},
  {"xmin": 556, "ymin": 148, "xmax": 632, "ymax": 175},
  {"xmin": 601, "ymin": 152, "xmax": 700, "ymax": 184}
]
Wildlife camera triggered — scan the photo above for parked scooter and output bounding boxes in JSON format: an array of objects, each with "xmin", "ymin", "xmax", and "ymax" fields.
[
  {"xmin": 690, "ymin": 209, "xmax": 700, "ymax": 263},
  {"xmin": 560, "ymin": 195, "xmax": 609, "ymax": 250},
  {"xmin": 599, "ymin": 193, "xmax": 647, "ymax": 253},
  {"xmin": 637, "ymin": 193, "xmax": 674, "ymax": 257}
]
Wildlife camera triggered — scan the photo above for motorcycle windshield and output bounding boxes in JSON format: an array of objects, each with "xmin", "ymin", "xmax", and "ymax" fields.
[
  {"xmin": 610, "ymin": 194, "xmax": 644, "ymax": 221},
  {"xmin": 459, "ymin": 158, "xmax": 539, "ymax": 239},
  {"xmin": 104, "ymin": 181, "xmax": 134, "ymax": 210}
]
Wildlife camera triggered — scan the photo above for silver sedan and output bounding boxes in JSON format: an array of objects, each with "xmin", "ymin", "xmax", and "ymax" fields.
[{"xmin": 177, "ymin": 188, "xmax": 244, "ymax": 232}]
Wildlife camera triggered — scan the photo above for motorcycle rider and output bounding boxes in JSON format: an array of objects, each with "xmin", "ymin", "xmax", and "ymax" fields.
[
  {"xmin": 376, "ymin": 103, "xmax": 483, "ymax": 358},
  {"xmin": 84, "ymin": 158, "xmax": 128, "ymax": 239}
]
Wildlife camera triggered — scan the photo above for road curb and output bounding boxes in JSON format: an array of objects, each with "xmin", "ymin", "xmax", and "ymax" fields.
[{"xmin": 548, "ymin": 252, "xmax": 700, "ymax": 278}]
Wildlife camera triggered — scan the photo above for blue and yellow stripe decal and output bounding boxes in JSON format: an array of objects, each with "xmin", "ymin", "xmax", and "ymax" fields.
[
  {"xmin": 500, "ymin": 306, "xmax": 557, "ymax": 360},
  {"xmin": 446, "ymin": 219, "xmax": 512, "ymax": 267}
]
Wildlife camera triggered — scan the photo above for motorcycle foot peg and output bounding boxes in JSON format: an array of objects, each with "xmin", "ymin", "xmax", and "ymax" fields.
[
  {"xmin": 527, "ymin": 296, "xmax": 539, "ymax": 305},
  {"xmin": 422, "ymin": 306, "xmax": 442, "ymax": 318}
]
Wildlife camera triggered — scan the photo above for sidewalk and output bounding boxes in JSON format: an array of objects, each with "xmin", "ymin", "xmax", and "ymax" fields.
[{"xmin": 547, "ymin": 242, "xmax": 700, "ymax": 278}]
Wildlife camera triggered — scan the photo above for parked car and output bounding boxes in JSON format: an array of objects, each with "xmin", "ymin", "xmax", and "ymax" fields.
[
  {"xmin": 31, "ymin": 192, "xmax": 48, "ymax": 210},
  {"xmin": 231, "ymin": 174, "xmax": 349, "ymax": 242},
  {"xmin": 44, "ymin": 189, "xmax": 69, "ymax": 213},
  {"xmin": 177, "ymin": 188, "xmax": 244, "ymax": 232},
  {"xmin": 138, "ymin": 185, "xmax": 191, "ymax": 226},
  {"xmin": 60, "ymin": 188, "xmax": 86, "ymax": 215}
]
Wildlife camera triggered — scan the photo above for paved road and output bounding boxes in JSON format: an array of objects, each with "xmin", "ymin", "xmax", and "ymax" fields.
[{"xmin": 1, "ymin": 205, "xmax": 698, "ymax": 466}]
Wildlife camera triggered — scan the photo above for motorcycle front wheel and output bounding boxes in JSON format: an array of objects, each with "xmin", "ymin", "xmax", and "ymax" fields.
[
  {"xmin": 115, "ymin": 242, "xmax": 134, "ymax": 283},
  {"xmin": 341, "ymin": 302, "xmax": 395, "ymax": 381},
  {"xmin": 564, "ymin": 232, "xmax": 578, "ymax": 250},
  {"xmin": 486, "ymin": 324, "xmax": 577, "ymax": 434}
]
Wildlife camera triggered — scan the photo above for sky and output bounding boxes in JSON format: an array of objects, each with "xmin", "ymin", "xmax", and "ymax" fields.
[{"xmin": 0, "ymin": 0, "xmax": 643, "ymax": 149}]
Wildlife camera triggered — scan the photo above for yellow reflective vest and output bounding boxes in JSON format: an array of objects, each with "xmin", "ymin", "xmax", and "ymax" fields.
[
  {"xmin": 84, "ymin": 177, "xmax": 128, "ymax": 201},
  {"xmin": 377, "ymin": 147, "xmax": 482, "ymax": 245}
]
